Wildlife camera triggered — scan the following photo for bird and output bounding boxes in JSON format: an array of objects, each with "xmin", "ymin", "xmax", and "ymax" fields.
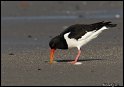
[{"xmin": 49, "ymin": 21, "xmax": 117, "ymax": 64}]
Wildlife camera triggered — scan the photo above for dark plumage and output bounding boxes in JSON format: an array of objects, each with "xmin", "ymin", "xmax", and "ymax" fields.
[
  {"xmin": 60, "ymin": 21, "xmax": 117, "ymax": 40},
  {"xmin": 49, "ymin": 21, "xmax": 117, "ymax": 64}
]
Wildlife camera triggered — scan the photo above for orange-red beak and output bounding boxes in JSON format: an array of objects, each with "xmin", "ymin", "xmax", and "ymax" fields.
[{"xmin": 50, "ymin": 49, "xmax": 55, "ymax": 64}]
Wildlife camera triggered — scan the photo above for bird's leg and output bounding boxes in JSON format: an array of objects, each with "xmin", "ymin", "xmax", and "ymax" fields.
[{"xmin": 68, "ymin": 50, "xmax": 81, "ymax": 64}]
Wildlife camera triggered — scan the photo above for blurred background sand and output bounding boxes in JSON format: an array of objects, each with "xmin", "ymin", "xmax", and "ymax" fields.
[{"xmin": 1, "ymin": 1, "xmax": 123, "ymax": 86}]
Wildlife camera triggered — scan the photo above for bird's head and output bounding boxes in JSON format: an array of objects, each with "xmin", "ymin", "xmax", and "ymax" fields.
[
  {"xmin": 49, "ymin": 35, "xmax": 68, "ymax": 64},
  {"xmin": 49, "ymin": 36, "xmax": 61, "ymax": 49},
  {"xmin": 49, "ymin": 36, "xmax": 61, "ymax": 64}
]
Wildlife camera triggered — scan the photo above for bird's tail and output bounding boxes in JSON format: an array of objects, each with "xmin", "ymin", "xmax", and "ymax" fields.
[
  {"xmin": 92, "ymin": 21, "xmax": 117, "ymax": 28},
  {"xmin": 103, "ymin": 21, "xmax": 117, "ymax": 28}
]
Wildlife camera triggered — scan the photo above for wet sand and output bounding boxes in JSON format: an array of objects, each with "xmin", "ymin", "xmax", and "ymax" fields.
[{"xmin": 1, "ymin": 1, "xmax": 123, "ymax": 86}]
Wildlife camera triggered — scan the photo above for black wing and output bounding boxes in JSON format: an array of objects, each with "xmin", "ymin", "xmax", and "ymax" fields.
[
  {"xmin": 60, "ymin": 21, "xmax": 116, "ymax": 40},
  {"xmin": 60, "ymin": 24, "xmax": 87, "ymax": 40}
]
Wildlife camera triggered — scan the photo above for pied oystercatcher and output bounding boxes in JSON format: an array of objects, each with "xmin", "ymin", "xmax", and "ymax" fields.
[{"xmin": 49, "ymin": 21, "xmax": 117, "ymax": 64}]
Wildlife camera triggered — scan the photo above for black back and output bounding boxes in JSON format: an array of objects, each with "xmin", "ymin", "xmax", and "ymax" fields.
[{"xmin": 60, "ymin": 21, "xmax": 117, "ymax": 40}]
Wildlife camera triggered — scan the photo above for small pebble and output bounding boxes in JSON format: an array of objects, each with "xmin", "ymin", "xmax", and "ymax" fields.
[
  {"xmin": 74, "ymin": 62, "xmax": 82, "ymax": 65},
  {"xmin": 28, "ymin": 35, "xmax": 32, "ymax": 38},
  {"xmin": 38, "ymin": 68, "xmax": 41, "ymax": 70},
  {"xmin": 9, "ymin": 53, "xmax": 14, "ymax": 55},
  {"xmin": 44, "ymin": 61, "xmax": 48, "ymax": 63}
]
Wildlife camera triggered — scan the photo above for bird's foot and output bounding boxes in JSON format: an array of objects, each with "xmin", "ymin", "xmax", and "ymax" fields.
[{"xmin": 68, "ymin": 61, "xmax": 77, "ymax": 64}]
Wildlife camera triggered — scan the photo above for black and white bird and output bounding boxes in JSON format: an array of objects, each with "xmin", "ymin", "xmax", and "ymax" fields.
[{"xmin": 49, "ymin": 21, "xmax": 117, "ymax": 64}]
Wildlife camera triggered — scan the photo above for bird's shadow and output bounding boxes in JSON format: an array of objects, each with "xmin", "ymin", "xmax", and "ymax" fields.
[{"xmin": 55, "ymin": 58, "xmax": 106, "ymax": 63}]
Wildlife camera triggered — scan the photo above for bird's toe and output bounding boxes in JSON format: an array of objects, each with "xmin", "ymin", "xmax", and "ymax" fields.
[{"xmin": 68, "ymin": 61, "xmax": 77, "ymax": 64}]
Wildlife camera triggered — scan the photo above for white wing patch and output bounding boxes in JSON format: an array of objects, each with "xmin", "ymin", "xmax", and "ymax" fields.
[
  {"xmin": 78, "ymin": 30, "xmax": 96, "ymax": 41},
  {"xmin": 64, "ymin": 26, "xmax": 108, "ymax": 49}
]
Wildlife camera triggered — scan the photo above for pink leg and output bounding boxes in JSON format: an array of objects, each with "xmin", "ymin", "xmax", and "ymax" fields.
[{"xmin": 68, "ymin": 50, "xmax": 81, "ymax": 64}]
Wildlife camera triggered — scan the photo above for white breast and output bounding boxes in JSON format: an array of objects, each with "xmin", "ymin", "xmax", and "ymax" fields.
[{"xmin": 64, "ymin": 32, "xmax": 78, "ymax": 48}]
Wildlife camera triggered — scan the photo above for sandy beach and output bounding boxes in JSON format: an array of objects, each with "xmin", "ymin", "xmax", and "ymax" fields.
[{"xmin": 1, "ymin": 1, "xmax": 123, "ymax": 86}]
